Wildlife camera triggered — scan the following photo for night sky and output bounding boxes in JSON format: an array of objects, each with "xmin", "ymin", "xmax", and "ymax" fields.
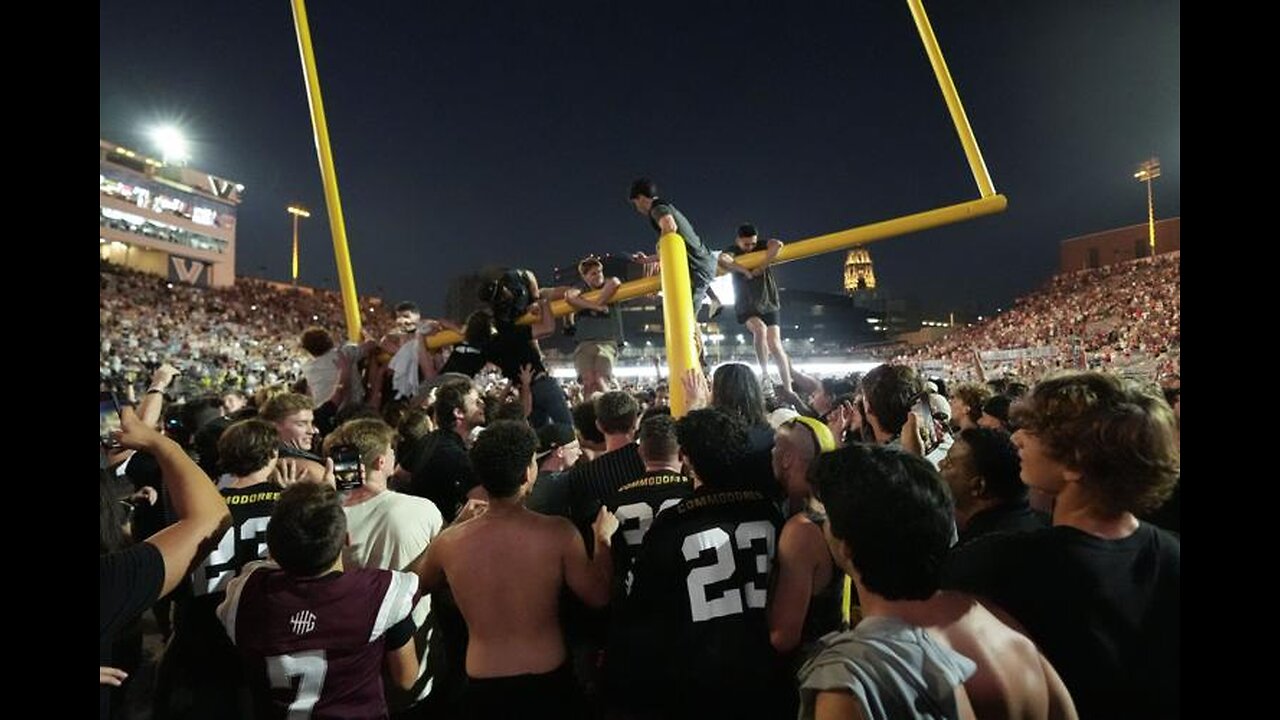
[{"xmin": 100, "ymin": 1, "xmax": 1179, "ymax": 320}]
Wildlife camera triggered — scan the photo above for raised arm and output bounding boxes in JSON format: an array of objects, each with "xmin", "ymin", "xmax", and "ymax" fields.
[
  {"xmin": 137, "ymin": 363, "xmax": 181, "ymax": 429},
  {"xmin": 114, "ymin": 406, "xmax": 232, "ymax": 597},
  {"xmin": 519, "ymin": 364, "xmax": 535, "ymax": 419}
]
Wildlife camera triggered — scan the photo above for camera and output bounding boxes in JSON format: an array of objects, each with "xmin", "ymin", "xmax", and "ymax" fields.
[{"xmin": 328, "ymin": 444, "xmax": 364, "ymax": 492}]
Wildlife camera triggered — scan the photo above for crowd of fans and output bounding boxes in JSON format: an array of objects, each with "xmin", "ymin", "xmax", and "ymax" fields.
[
  {"xmin": 100, "ymin": 261, "xmax": 394, "ymax": 396},
  {"xmin": 101, "ymin": 254, "xmax": 1180, "ymax": 720},
  {"xmin": 895, "ymin": 252, "xmax": 1180, "ymax": 383}
]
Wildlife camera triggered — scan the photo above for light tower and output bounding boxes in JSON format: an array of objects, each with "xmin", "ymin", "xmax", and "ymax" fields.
[
  {"xmin": 1134, "ymin": 157, "xmax": 1161, "ymax": 257},
  {"xmin": 287, "ymin": 204, "xmax": 311, "ymax": 285}
]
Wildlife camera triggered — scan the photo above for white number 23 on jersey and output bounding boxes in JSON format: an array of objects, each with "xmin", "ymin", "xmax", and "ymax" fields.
[{"xmin": 683, "ymin": 521, "xmax": 775, "ymax": 622}]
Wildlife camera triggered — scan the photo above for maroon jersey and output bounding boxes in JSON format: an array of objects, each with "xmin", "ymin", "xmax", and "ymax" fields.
[{"xmin": 217, "ymin": 561, "xmax": 418, "ymax": 720}]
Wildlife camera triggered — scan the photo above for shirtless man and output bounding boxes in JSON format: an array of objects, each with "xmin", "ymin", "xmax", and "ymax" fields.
[
  {"xmin": 800, "ymin": 443, "xmax": 1076, "ymax": 720},
  {"xmin": 413, "ymin": 420, "xmax": 617, "ymax": 719}
]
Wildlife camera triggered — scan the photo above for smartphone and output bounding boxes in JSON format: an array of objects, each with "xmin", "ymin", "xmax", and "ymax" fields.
[
  {"xmin": 100, "ymin": 391, "xmax": 123, "ymax": 448},
  {"xmin": 913, "ymin": 396, "xmax": 937, "ymax": 449},
  {"xmin": 329, "ymin": 444, "xmax": 364, "ymax": 492}
]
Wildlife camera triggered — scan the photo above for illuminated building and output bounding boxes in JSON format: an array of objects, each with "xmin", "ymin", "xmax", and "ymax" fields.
[{"xmin": 99, "ymin": 139, "xmax": 243, "ymax": 287}]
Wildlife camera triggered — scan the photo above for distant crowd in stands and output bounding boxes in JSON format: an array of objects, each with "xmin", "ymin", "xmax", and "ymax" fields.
[
  {"xmin": 894, "ymin": 252, "xmax": 1180, "ymax": 383},
  {"xmin": 100, "ymin": 260, "xmax": 394, "ymax": 396}
]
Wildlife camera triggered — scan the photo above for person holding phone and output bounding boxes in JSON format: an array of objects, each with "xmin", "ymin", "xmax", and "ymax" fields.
[
  {"xmin": 101, "ymin": 407, "xmax": 231, "ymax": 719},
  {"xmin": 321, "ymin": 417, "xmax": 446, "ymax": 715}
]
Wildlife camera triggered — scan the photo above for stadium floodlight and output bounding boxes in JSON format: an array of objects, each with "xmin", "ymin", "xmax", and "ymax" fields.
[
  {"xmin": 150, "ymin": 126, "xmax": 190, "ymax": 165},
  {"xmin": 287, "ymin": 205, "xmax": 312, "ymax": 286},
  {"xmin": 1134, "ymin": 157, "xmax": 1161, "ymax": 258}
]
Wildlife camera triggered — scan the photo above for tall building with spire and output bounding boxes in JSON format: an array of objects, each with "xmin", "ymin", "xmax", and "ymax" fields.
[{"xmin": 843, "ymin": 247, "xmax": 876, "ymax": 295}]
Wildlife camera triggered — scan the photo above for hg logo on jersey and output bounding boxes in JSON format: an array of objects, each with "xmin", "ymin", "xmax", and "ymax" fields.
[{"xmin": 290, "ymin": 610, "xmax": 317, "ymax": 636}]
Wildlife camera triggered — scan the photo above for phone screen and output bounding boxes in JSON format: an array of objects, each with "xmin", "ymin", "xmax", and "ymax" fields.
[
  {"xmin": 913, "ymin": 399, "xmax": 937, "ymax": 449},
  {"xmin": 329, "ymin": 445, "xmax": 364, "ymax": 492},
  {"xmin": 100, "ymin": 391, "xmax": 122, "ymax": 446}
]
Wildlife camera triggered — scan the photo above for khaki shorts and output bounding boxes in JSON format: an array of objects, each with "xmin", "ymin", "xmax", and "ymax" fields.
[{"xmin": 574, "ymin": 340, "xmax": 617, "ymax": 379}]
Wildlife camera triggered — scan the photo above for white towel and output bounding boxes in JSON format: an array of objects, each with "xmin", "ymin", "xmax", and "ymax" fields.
[{"xmin": 389, "ymin": 336, "xmax": 422, "ymax": 400}]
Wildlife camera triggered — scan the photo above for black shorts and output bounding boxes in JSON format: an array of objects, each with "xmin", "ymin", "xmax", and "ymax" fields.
[
  {"xmin": 463, "ymin": 662, "xmax": 585, "ymax": 719},
  {"xmin": 738, "ymin": 309, "xmax": 780, "ymax": 327}
]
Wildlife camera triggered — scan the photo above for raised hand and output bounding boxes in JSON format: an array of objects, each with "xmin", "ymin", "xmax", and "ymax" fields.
[
  {"xmin": 681, "ymin": 367, "xmax": 711, "ymax": 410},
  {"xmin": 273, "ymin": 458, "xmax": 305, "ymax": 487}
]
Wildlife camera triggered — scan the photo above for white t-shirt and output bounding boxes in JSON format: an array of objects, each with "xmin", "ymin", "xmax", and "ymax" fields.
[
  {"xmin": 343, "ymin": 490, "xmax": 444, "ymax": 708},
  {"xmin": 302, "ymin": 344, "xmax": 367, "ymax": 406}
]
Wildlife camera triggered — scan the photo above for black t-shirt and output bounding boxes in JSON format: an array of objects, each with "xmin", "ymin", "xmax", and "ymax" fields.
[
  {"xmin": 280, "ymin": 444, "xmax": 323, "ymax": 464},
  {"xmin": 101, "ymin": 542, "xmax": 164, "ymax": 719},
  {"xmin": 405, "ymin": 430, "xmax": 477, "ymax": 523},
  {"xmin": 526, "ymin": 470, "xmax": 572, "ymax": 518},
  {"xmin": 606, "ymin": 470, "xmax": 694, "ymax": 598},
  {"xmin": 573, "ymin": 280, "xmax": 623, "ymax": 342},
  {"xmin": 957, "ymin": 498, "xmax": 1050, "ymax": 546},
  {"xmin": 647, "ymin": 199, "xmax": 718, "ymax": 288},
  {"xmin": 439, "ymin": 341, "xmax": 487, "ymax": 377},
  {"xmin": 943, "ymin": 522, "xmax": 1181, "ymax": 720},
  {"xmin": 607, "ymin": 487, "xmax": 790, "ymax": 716},
  {"xmin": 161, "ymin": 483, "xmax": 282, "ymax": 716},
  {"xmin": 722, "ymin": 240, "xmax": 780, "ymax": 318},
  {"xmin": 483, "ymin": 323, "xmax": 546, "ymax": 383},
  {"xmin": 566, "ymin": 443, "xmax": 646, "ymax": 535}
]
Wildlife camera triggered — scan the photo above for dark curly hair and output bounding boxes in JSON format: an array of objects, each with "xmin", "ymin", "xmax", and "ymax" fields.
[
  {"xmin": 951, "ymin": 382, "xmax": 993, "ymax": 425},
  {"xmin": 675, "ymin": 408, "xmax": 749, "ymax": 487},
  {"xmin": 300, "ymin": 326, "xmax": 335, "ymax": 357},
  {"xmin": 470, "ymin": 420, "xmax": 538, "ymax": 498},
  {"xmin": 956, "ymin": 427, "xmax": 1024, "ymax": 502}
]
